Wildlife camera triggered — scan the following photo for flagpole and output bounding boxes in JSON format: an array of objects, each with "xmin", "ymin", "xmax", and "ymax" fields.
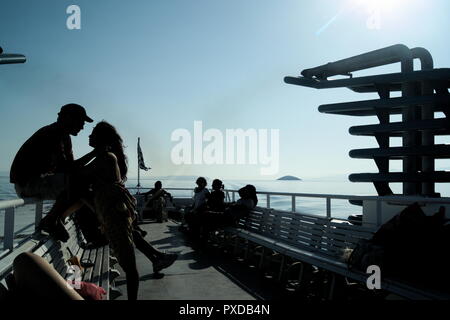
[{"xmin": 137, "ymin": 137, "xmax": 141, "ymax": 192}]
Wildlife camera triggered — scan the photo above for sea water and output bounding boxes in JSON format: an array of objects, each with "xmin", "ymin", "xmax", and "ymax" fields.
[{"xmin": 1, "ymin": 174, "xmax": 448, "ymax": 253}]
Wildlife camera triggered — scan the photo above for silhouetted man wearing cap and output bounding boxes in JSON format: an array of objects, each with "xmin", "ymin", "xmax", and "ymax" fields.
[{"xmin": 10, "ymin": 103, "xmax": 95, "ymax": 241}]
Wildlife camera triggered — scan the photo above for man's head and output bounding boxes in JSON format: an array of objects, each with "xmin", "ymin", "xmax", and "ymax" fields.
[
  {"xmin": 155, "ymin": 181, "xmax": 162, "ymax": 190},
  {"xmin": 57, "ymin": 103, "xmax": 93, "ymax": 136},
  {"xmin": 212, "ymin": 179, "xmax": 223, "ymax": 191},
  {"xmin": 196, "ymin": 177, "xmax": 207, "ymax": 188}
]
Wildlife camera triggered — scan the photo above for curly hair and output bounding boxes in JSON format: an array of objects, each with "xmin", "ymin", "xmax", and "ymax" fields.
[{"xmin": 92, "ymin": 121, "xmax": 128, "ymax": 181}]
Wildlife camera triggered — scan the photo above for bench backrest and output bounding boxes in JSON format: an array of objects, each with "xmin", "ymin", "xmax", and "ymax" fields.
[{"xmin": 237, "ymin": 208, "xmax": 376, "ymax": 261}]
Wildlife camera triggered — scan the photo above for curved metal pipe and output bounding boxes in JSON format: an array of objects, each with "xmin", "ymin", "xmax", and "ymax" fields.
[
  {"xmin": 0, "ymin": 53, "xmax": 26, "ymax": 65},
  {"xmin": 410, "ymin": 47, "xmax": 434, "ymax": 70},
  {"xmin": 0, "ymin": 47, "xmax": 26, "ymax": 65},
  {"xmin": 301, "ymin": 44, "xmax": 413, "ymax": 80}
]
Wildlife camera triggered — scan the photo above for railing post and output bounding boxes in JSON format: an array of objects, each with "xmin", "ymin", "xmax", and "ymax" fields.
[
  {"xmin": 266, "ymin": 194, "xmax": 270, "ymax": 209},
  {"xmin": 232, "ymin": 192, "xmax": 235, "ymax": 202},
  {"xmin": 376, "ymin": 200, "xmax": 382, "ymax": 227},
  {"xmin": 35, "ymin": 201, "xmax": 43, "ymax": 231},
  {"xmin": 4, "ymin": 207, "xmax": 15, "ymax": 250},
  {"xmin": 291, "ymin": 196, "xmax": 296, "ymax": 212},
  {"xmin": 326, "ymin": 198, "xmax": 331, "ymax": 219}
]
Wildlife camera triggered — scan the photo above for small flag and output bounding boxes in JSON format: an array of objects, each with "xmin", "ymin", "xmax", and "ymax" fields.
[{"xmin": 137, "ymin": 138, "xmax": 151, "ymax": 171}]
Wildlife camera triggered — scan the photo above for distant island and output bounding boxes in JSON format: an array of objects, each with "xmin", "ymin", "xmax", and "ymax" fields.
[{"xmin": 277, "ymin": 175, "xmax": 302, "ymax": 181}]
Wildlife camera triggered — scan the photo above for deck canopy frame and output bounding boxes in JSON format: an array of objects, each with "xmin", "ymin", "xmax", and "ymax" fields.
[
  {"xmin": 285, "ymin": 44, "xmax": 450, "ymax": 197},
  {"xmin": 0, "ymin": 46, "xmax": 26, "ymax": 65}
]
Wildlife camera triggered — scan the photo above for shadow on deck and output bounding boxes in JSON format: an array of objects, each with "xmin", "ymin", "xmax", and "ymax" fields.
[{"xmin": 113, "ymin": 220, "xmax": 287, "ymax": 300}]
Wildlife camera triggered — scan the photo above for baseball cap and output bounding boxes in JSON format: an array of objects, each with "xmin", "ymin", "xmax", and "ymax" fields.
[{"xmin": 59, "ymin": 103, "xmax": 93, "ymax": 123}]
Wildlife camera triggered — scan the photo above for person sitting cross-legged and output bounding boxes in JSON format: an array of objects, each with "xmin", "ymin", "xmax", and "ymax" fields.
[{"xmin": 142, "ymin": 181, "xmax": 173, "ymax": 222}]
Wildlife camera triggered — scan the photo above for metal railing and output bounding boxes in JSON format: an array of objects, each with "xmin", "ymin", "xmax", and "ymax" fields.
[
  {"xmin": 130, "ymin": 186, "xmax": 450, "ymax": 224},
  {"xmin": 0, "ymin": 198, "xmax": 43, "ymax": 253},
  {"xmin": 2, "ymin": 188, "xmax": 450, "ymax": 255}
]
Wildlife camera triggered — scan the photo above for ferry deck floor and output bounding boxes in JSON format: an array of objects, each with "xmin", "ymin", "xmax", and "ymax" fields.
[{"xmin": 113, "ymin": 219, "xmax": 286, "ymax": 300}]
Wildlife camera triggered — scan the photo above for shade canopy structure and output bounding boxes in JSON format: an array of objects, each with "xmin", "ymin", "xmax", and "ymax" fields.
[
  {"xmin": 285, "ymin": 44, "xmax": 450, "ymax": 197},
  {"xmin": 0, "ymin": 46, "xmax": 26, "ymax": 65}
]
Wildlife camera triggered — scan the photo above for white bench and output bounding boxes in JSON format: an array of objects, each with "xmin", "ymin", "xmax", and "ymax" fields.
[{"xmin": 219, "ymin": 208, "xmax": 450, "ymax": 300}]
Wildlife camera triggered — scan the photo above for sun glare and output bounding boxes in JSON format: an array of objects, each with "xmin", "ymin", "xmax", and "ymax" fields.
[{"xmin": 354, "ymin": 0, "xmax": 407, "ymax": 12}]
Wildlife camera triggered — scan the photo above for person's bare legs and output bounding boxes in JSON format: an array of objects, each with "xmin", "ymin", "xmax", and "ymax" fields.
[
  {"xmin": 61, "ymin": 194, "xmax": 97, "ymax": 221},
  {"xmin": 124, "ymin": 267, "xmax": 139, "ymax": 301},
  {"xmin": 13, "ymin": 252, "xmax": 83, "ymax": 300},
  {"xmin": 117, "ymin": 250, "xmax": 139, "ymax": 300},
  {"xmin": 132, "ymin": 230, "xmax": 163, "ymax": 263},
  {"xmin": 40, "ymin": 172, "xmax": 92, "ymax": 225}
]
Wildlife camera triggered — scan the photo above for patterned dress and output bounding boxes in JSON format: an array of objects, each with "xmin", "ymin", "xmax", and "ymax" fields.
[{"xmin": 94, "ymin": 181, "xmax": 136, "ymax": 269}]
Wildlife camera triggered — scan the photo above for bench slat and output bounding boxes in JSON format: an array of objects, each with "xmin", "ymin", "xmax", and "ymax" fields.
[
  {"xmin": 91, "ymin": 247, "xmax": 104, "ymax": 286},
  {"xmin": 99, "ymin": 246, "xmax": 110, "ymax": 300}
]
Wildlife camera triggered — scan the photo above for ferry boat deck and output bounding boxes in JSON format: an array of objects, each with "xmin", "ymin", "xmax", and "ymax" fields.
[{"xmin": 113, "ymin": 218, "xmax": 282, "ymax": 300}]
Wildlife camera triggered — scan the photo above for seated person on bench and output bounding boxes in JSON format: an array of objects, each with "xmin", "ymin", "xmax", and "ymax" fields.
[
  {"xmin": 223, "ymin": 184, "xmax": 258, "ymax": 227},
  {"xmin": 181, "ymin": 177, "xmax": 210, "ymax": 234},
  {"xmin": 207, "ymin": 179, "xmax": 225, "ymax": 212},
  {"xmin": 197, "ymin": 183, "xmax": 258, "ymax": 241},
  {"xmin": 142, "ymin": 181, "xmax": 173, "ymax": 221},
  {"xmin": 10, "ymin": 104, "xmax": 96, "ymax": 242},
  {"xmin": 196, "ymin": 179, "xmax": 226, "ymax": 237}
]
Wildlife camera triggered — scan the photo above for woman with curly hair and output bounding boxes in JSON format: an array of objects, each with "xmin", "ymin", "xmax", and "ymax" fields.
[
  {"xmin": 85, "ymin": 121, "xmax": 177, "ymax": 300},
  {"xmin": 85, "ymin": 121, "xmax": 139, "ymax": 300}
]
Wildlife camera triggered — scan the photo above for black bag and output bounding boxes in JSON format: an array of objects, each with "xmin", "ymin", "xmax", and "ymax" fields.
[
  {"xmin": 349, "ymin": 203, "xmax": 450, "ymax": 290},
  {"xmin": 347, "ymin": 239, "xmax": 385, "ymax": 272},
  {"xmin": 73, "ymin": 205, "xmax": 108, "ymax": 248}
]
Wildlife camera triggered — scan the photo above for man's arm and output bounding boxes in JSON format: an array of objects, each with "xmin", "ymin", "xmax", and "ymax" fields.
[
  {"xmin": 143, "ymin": 189, "xmax": 153, "ymax": 196},
  {"xmin": 143, "ymin": 189, "xmax": 154, "ymax": 201},
  {"xmin": 163, "ymin": 190, "xmax": 173, "ymax": 202},
  {"xmin": 73, "ymin": 150, "xmax": 97, "ymax": 168},
  {"xmin": 58, "ymin": 134, "xmax": 96, "ymax": 172}
]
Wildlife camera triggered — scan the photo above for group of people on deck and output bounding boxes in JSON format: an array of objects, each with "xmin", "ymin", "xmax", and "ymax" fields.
[
  {"xmin": 138, "ymin": 176, "xmax": 258, "ymax": 245},
  {"xmin": 181, "ymin": 177, "xmax": 258, "ymax": 244}
]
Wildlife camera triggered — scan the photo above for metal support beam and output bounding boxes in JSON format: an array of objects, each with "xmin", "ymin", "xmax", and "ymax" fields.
[
  {"xmin": 4, "ymin": 207, "xmax": 15, "ymax": 250},
  {"xmin": 35, "ymin": 201, "xmax": 43, "ymax": 232},
  {"xmin": 326, "ymin": 198, "xmax": 331, "ymax": 219},
  {"xmin": 412, "ymin": 47, "xmax": 436, "ymax": 196}
]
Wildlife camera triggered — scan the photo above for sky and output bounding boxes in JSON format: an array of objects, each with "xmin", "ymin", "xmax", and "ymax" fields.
[{"xmin": 1, "ymin": 0, "xmax": 449, "ymax": 181}]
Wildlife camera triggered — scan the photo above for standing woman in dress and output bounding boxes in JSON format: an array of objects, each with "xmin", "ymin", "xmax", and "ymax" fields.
[{"xmin": 86, "ymin": 121, "xmax": 139, "ymax": 300}]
